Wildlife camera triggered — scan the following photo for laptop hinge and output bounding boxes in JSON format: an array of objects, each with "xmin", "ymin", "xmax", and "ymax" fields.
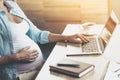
[{"xmin": 98, "ymin": 38, "xmax": 105, "ymax": 53}]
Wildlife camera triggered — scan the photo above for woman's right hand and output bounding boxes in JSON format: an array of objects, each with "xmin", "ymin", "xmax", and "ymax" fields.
[{"xmin": 15, "ymin": 46, "xmax": 38, "ymax": 62}]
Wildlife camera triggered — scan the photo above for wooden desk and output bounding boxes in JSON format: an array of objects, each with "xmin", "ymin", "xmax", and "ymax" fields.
[{"xmin": 35, "ymin": 24, "xmax": 120, "ymax": 80}]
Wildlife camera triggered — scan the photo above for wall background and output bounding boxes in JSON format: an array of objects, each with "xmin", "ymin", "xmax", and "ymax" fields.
[
  {"xmin": 110, "ymin": 0, "xmax": 120, "ymax": 22},
  {"xmin": 17, "ymin": 0, "xmax": 109, "ymax": 34}
]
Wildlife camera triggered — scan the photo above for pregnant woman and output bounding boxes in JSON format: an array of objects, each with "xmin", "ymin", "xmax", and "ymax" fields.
[{"xmin": 0, "ymin": 0, "xmax": 89, "ymax": 80}]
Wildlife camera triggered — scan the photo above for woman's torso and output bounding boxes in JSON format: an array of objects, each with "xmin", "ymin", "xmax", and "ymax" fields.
[
  {"xmin": 10, "ymin": 19, "xmax": 44, "ymax": 74},
  {"xmin": 0, "ymin": 2, "xmax": 44, "ymax": 74}
]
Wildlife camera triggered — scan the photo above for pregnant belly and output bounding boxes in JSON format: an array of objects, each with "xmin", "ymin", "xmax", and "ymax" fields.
[{"xmin": 12, "ymin": 36, "xmax": 44, "ymax": 74}]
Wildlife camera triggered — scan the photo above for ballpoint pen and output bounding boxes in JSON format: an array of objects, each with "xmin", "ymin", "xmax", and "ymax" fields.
[
  {"xmin": 57, "ymin": 63, "xmax": 80, "ymax": 67},
  {"xmin": 114, "ymin": 68, "xmax": 120, "ymax": 73}
]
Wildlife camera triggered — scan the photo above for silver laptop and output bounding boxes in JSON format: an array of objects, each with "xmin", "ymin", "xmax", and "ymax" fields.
[{"xmin": 66, "ymin": 11, "xmax": 119, "ymax": 56}]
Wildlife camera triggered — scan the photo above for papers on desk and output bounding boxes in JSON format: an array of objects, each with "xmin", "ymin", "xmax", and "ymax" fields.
[{"xmin": 104, "ymin": 61, "xmax": 120, "ymax": 80}]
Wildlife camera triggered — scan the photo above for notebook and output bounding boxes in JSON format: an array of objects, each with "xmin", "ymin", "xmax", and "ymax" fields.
[
  {"xmin": 49, "ymin": 58, "xmax": 95, "ymax": 78},
  {"xmin": 66, "ymin": 11, "xmax": 119, "ymax": 56}
]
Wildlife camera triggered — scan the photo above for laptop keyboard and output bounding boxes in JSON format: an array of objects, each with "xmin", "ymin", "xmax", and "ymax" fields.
[{"xmin": 82, "ymin": 38, "xmax": 99, "ymax": 53}]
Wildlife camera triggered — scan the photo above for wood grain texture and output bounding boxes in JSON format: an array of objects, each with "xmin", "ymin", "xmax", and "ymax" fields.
[{"xmin": 17, "ymin": 0, "xmax": 109, "ymax": 34}]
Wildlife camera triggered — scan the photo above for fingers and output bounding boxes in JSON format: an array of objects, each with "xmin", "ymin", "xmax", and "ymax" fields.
[
  {"xmin": 77, "ymin": 34, "xmax": 89, "ymax": 43},
  {"xmin": 22, "ymin": 46, "xmax": 30, "ymax": 50},
  {"xmin": 67, "ymin": 34, "xmax": 90, "ymax": 44},
  {"xmin": 28, "ymin": 50, "xmax": 39, "ymax": 62},
  {"xmin": 18, "ymin": 46, "xmax": 39, "ymax": 62},
  {"xmin": 30, "ymin": 50, "xmax": 38, "ymax": 58}
]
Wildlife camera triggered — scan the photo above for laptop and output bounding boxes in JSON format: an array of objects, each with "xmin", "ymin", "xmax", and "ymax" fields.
[{"xmin": 66, "ymin": 11, "xmax": 119, "ymax": 56}]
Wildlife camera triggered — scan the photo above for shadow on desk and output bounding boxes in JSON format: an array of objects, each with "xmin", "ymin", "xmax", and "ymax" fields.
[{"xmin": 38, "ymin": 42, "xmax": 56, "ymax": 60}]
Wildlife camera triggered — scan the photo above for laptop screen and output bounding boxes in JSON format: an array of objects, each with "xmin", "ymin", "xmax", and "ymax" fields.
[{"xmin": 100, "ymin": 12, "xmax": 118, "ymax": 47}]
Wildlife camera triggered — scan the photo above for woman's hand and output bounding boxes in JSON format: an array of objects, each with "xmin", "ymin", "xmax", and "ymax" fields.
[
  {"xmin": 65, "ymin": 34, "xmax": 89, "ymax": 44},
  {"xmin": 64, "ymin": 22, "xmax": 95, "ymax": 44},
  {"xmin": 15, "ymin": 46, "xmax": 38, "ymax": 62}
]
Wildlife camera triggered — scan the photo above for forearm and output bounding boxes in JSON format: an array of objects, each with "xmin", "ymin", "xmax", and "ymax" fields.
[
  {"xmin": 48, "ymin": 33, "xmax": 68, "ymax": 43},
  {"xmin": 48, "ymin": 33, "xmax": 89, "ymax": 44},
  {"xmin": 0, "ymin": 54, "xmax": 17, "ymax": 65}
]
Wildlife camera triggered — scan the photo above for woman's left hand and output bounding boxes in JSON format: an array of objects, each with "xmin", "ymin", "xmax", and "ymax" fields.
[{"xmin": 66, "ymin": 34, "xmax": 89, "ymax": 44}]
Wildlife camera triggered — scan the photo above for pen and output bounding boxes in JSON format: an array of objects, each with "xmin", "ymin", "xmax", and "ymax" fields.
[
  {"xmin": 114, "ymin": 68, "xmax": 120, "ymax": 73},
  {"xmin": 57, "ymin": 63, "xmax": 80, "ymax": 67}
]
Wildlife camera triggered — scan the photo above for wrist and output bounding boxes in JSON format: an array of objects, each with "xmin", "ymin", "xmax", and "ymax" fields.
[
  {"xmin": 63, "ymin": 35, "xmax": 69, "ymax": 41},
  {"xmin": 10, "ymin": 53, "xmax": 20, "ymax": 62}
]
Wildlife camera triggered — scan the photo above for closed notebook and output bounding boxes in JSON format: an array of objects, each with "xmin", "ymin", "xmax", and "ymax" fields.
[{"xmin": 49, "ymin": 58, "xmax": 95, "ymax": 78}]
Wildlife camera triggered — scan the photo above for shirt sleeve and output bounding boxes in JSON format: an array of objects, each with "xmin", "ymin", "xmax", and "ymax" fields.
[
  {"xmin": 27, "ymin": 20, "xmax": 50, "ymax": 44},
  {"xmin": 40, "ymin": 31, "xmax": 50, "ymax": 44}
]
